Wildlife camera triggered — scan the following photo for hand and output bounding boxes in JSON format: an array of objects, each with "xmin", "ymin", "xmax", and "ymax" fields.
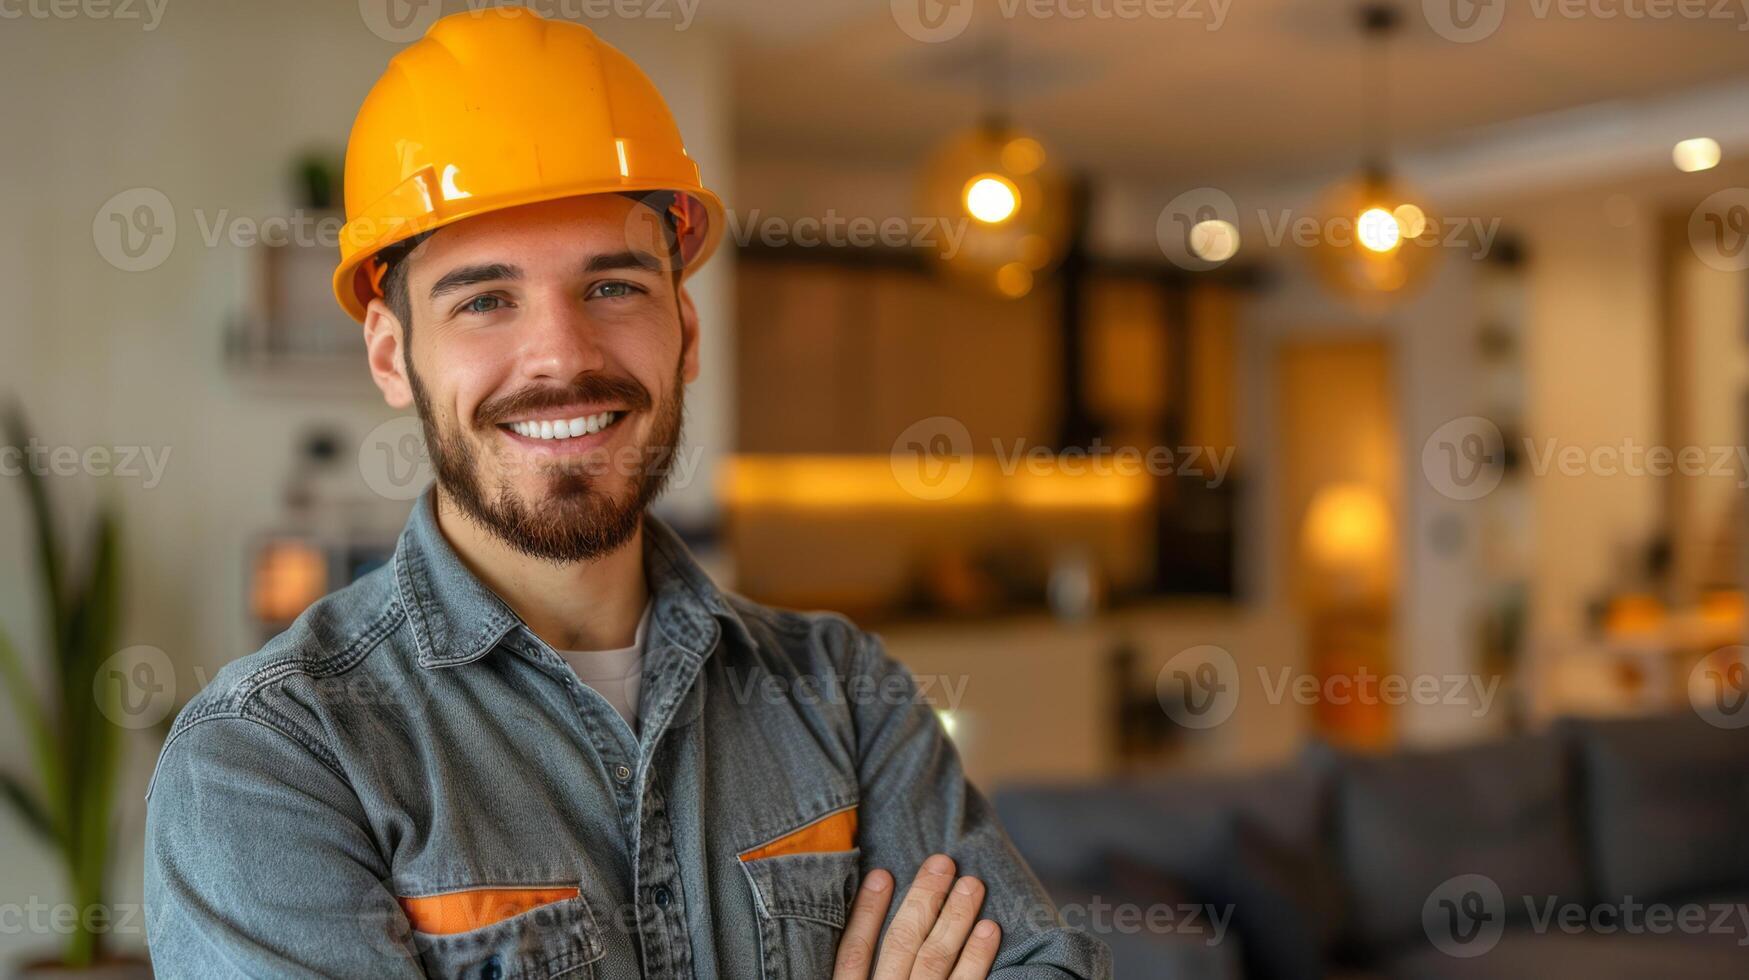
[{"xmin": 831, "ymin": 853, "xmax": 1003, "ymax": 980}]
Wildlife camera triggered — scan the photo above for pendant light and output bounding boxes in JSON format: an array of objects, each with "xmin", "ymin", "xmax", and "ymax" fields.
[
  {"xmin": 918, "ymin": 30, "xmax": 1068, "ymax": 299},
  {"xmin": 1311, "ymin": 3, "xmax": 1438, "ymax": 301}
]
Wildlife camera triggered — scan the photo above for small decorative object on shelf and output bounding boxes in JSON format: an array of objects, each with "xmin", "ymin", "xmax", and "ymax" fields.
[{"xmin": 223, "ymin": 148, "xmax": 365, "ymax": 381}]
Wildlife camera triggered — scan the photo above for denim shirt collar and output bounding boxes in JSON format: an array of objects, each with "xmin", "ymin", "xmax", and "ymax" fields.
[{"xmin": 392, "ymin": 489, "xmax": 753, "ymax": 669}]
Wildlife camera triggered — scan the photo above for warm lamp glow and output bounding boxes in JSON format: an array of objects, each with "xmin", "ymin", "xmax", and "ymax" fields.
[
  {"xmin": 1309, "ymin": 173, "xmax": 1438, "ymax": 302},
  {"xmin": 1000, "ymin": 137, "xmax": 1046, "ymax": 175},
  {"xmin": 920, "ymin": 124, "xmax": 1069, "ymax": 298},
  {"xmin": 251, "ymin": 538, "xmax": 328, "ymax": 623},
  {"xmin": 964, "ymin": 175, "xmax": 1020, "ymax": 224},
  {"xmin": 1673, "ymin": 137, "xmax": 1721, "ymax": 173},
  {"xmin": 1189, "ymin": 219, "xmax": 1241, "ymax": 262},
  {"xmin": 1356, "ymin": 207, "xmax": 1401, "ymax": 253},
  {"xmin": 1391, "ymin": 203, "xmax": 1426, "ymax": 238},
  {"xmin": 995, "ymin": 262, "xmax": 1032, "ymax": 297},
  {"xmin": 720, "ymin": 455, "xmax": 1152, "ymax": 512},
  {"xmin": 1302, "ymin": 483, "xmax": 1391, "ymax": 573}
]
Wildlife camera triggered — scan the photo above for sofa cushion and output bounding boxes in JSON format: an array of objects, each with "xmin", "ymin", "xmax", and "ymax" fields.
[
  {"xmin": 1035, "ymin": 859, "xmax": 1245, "ymax": 980},
  {"xmin": 993, "ymin": 751, "xmax": 1331, "ymax": 883},
  {"xmin": 1175, "ymin": 815, "xmax": 1330, "ymax": 980},
  {"xmin": 1331, "ymin": 732, "xmax": 1588, "ymax": 958},
  {"xmin": 1567, "ymin": 712, "xmax": 1749, "ymax": 903},
  {"xmin": 993, "ymin": 746, "xmax": 1343, "ymax": 971},
  {"xmin": 1381, "ymin": 928, "xmax": 1749, "ymax": 980}
]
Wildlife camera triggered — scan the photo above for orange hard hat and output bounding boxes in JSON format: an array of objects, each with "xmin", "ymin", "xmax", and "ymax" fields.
[{"xmin": 332, "ymin": 7, "xmax": 725, "ymax": 322}]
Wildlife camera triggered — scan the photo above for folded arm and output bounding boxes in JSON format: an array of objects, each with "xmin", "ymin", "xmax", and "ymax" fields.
[
  {"xmin": 145, "ymin": 716, "xmax": 424, "ymax": 978},
  {"xmin": 845, "ymin": 630, "xmax": 1112, "ymax": 980}
]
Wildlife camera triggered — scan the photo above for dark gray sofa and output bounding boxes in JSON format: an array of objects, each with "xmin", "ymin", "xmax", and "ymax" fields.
[{"xmin": 994, "ymin": 713, "xmax": 1749, "ymax": 978}]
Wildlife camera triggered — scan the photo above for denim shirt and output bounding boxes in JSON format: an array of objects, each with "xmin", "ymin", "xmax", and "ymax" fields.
[{"xmin": 145, "ymin": 492, "xmax": 1110, "ymax": 979}]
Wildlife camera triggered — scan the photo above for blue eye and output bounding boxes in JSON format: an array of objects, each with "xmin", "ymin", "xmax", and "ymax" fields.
[
  {"xmin": 592, "ymin": 281, "xmax": 641, "ymax": 299},
  {"xmin": 460, "ymin": 294, "xmax": 503, "ymax": 315}
]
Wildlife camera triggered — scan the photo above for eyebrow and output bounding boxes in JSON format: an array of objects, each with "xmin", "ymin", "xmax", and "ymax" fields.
[
  {"xmin": 426, "ymin": 250, "xmax": 668, "ymax": 303},
  {"xmin": 585, "ymin": 249, "xmax": 667, "ymax": 275},
  {"xmin": 429, "ymin": 263, "xmax": 520, "ymax": 302}
]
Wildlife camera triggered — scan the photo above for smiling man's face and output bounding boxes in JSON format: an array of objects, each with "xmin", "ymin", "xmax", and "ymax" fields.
[{"xmin": 363, "ymin": 193, "xmax": 699, "ymax": 563}]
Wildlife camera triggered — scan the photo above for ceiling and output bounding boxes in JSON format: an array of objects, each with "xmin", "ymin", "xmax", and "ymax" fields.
[{"xmin": 705, "ymin": 0, "xmax": 1749, "ymax": 186}]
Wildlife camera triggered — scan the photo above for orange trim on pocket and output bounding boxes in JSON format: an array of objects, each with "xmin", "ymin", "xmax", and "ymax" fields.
[
  {"xmin": 738, "ymin": 806, "xmax": 859, "ymax": 862},
  {"xmin": 398, "ymin": 886, "xmax": 580, "ymax": 935}
]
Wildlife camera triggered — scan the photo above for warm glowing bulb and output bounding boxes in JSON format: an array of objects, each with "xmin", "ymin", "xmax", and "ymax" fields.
[
  {"xmin": 1357, "ymin": 207, "xmax": 1401, "ymax": 253},
  {"xmin": 1674, "ymin": 137, "xmax": 1721, "ymax": 173},
  {"xmin": 1188, "ymin": 219, "xmax": 1240, "ymax": 263},
  {"xmin": 1391, "ymin": 204, "xmax": 1426, "ymax": 240},
  {"xmin": 1000, "ymin": 138, "xmax": 1046, "ymax": 175},
  {"xmin": 964, "ymin": 175, "xmax": 1019, "ymax": 224},
  {"xmin": 995, "ymin": 262, "xmax": 1033, "ymax": 298}
]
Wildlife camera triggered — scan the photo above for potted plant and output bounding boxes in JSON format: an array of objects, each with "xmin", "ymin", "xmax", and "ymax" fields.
[{"xmin": 0, "ymin": 406, "xmax": 150, "ymax": 978}]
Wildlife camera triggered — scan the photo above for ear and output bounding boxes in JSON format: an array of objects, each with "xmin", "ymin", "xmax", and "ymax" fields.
[
  {"xmin": 363, "ymin": 298, "xmax": 414, "ymax": 409},
  {"xmin": 678, "ymin": 284, "xmax": 702, "ymax": 384}
]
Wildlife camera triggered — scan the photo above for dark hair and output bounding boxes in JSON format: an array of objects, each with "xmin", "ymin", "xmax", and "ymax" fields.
[
  {"xmin": 376, "ymin": 231, "xmax": 432, "ymax": 337},
  {"xmin": 375, "ymin": 193, "xmax": 685, "ymax": 336}
]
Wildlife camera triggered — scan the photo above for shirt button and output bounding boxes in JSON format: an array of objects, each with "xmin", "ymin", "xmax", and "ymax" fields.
[
  {"xmin": 614, "ymin": 764, "xmax": 633, "ymax": 782},
  {"xmin": 479, "ymin": 955, "xmax": 503, "ymax": 980},
  {"xmin": 653, "ymin": 885, "xmax": 672, "ymax": 908}
]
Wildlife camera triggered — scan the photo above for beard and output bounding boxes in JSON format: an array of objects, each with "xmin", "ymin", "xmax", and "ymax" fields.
[{"xmin": 408, "ymin": 361, "xmax": 686, "ymax": 564}]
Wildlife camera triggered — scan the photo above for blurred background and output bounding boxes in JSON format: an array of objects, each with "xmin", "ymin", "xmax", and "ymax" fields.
[{"xmin": 6, "ymin": 0, "xmax": 1749, "ymax": 976}]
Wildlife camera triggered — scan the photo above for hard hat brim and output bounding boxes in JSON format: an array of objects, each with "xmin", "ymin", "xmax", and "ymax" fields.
[{"xmin": 332, "ymin": 181, "xmax": 725, "ymax": 324}]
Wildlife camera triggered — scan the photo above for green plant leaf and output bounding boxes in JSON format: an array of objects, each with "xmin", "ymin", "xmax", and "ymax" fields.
[
  {"xmin": 0, "ymin": 771, "xmax": 55, "ymax": 843},
  {"xmin": 62, "ymin": 508, "xmax": 123, "ymax": 928},
  {"xmin": 0, "ymin": 404, "xmax": 127, "ymax": 968},
  {"xmin": 2, "ymin": 402, "xmax": 67, "ymax": 660},
  {"xmin": 0, "ymin": 625, "xmax": 66, "ymax": 847}
]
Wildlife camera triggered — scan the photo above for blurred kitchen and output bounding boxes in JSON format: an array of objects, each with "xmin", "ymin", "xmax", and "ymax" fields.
[{"xmin": 7, "ymin": 0, "xmax": 1749, "ymax": 976}]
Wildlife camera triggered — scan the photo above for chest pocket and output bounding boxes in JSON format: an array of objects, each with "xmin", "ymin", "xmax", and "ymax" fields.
[
  {"xmin": 402, "ymin": 888, "xmax": 605, "ymax": 980},
  {"xmin": 738, "ymin": 806, "xmax": 861, "ymax": 980}
]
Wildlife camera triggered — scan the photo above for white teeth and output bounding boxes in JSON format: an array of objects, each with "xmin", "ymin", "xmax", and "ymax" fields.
[{"xmin": 507, "ymin": 411, "xmax": 619, "ymax": 441}]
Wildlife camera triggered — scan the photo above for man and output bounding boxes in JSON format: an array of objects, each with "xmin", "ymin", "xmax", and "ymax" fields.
[{"xmin": 145, "ymin": 9, "xmax": 1108, "ymax": 979}]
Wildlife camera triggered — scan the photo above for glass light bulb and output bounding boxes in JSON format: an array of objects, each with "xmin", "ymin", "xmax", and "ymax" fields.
[
  {"xmin": 964, "ymin": 175, "xmax": 1019, "ymax": 224},
  {"xmin": 1189, "ymin": 219, "xmax": 1240, "ymax": 263},
  {"xmin": 1357, "ymin": 207, "xmax": 1401, "ymax": 253}
]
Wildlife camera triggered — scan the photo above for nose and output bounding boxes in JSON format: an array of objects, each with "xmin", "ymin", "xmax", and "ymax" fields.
[{"xmin": 514, "ymin": 292, "xmax": 607, "ymax": 383}]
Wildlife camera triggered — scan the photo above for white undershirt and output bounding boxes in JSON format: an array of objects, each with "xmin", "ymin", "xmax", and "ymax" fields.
[{"xmin": 557, "ymin": 601, "xmax": 651, "ymax": 732}]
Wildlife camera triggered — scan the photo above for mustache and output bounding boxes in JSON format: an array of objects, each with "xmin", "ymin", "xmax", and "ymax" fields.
[{"xmin": 474, "ymin": 375, "xmax": 653, "ymax": 427}]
